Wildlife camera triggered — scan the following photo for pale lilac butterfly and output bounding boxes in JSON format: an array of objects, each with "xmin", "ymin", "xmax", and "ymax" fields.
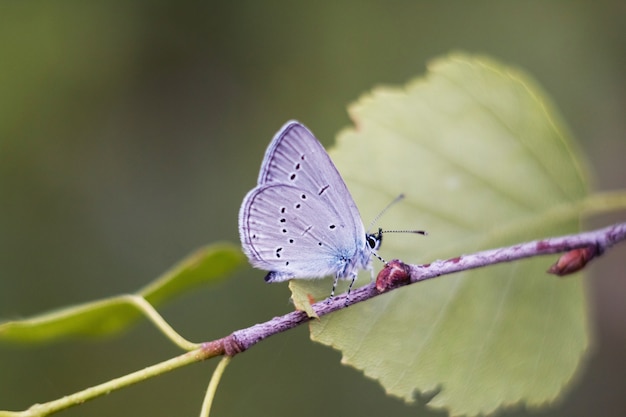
[{"xmin": 238, "ymin": 121, "xmax": 383, "ymax": 300}]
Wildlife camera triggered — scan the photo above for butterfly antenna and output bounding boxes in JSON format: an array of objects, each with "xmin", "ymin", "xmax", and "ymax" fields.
[
  {"xmin": 368, "ymin": 194, "xmax": 428, "ymax": 236},
  {"xmin": 367, "ymin": 193, "xmax": 406, "ymax": 231},
  {"xmin": 381, "ymin": 229, "xmax": 428, "ymax": 236}
]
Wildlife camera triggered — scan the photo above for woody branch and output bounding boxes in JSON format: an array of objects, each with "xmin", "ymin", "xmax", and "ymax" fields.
[{"xmin": 224, "ymin": 222, "xmax": 626, "ymax": 353}]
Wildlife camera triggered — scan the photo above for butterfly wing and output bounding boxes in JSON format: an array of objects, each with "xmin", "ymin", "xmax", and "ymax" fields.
[
  {"xmin": 239, "ymin": 121, "xmax": 368, "ymax": 280},
  {"xmin": 240, "ymin": 183, "xmax": 365, "ymax": 280}
]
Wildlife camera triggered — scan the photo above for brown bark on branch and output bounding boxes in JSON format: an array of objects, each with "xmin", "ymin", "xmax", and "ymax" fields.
[{"xmin": 220, "ymin": 222, "xmax": 626, "ymax": 355}]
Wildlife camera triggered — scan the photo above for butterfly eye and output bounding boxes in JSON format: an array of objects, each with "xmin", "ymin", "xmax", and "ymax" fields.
[{"xmin": 366, "ymin": 230, "xmax": 383, "ymax": 250}]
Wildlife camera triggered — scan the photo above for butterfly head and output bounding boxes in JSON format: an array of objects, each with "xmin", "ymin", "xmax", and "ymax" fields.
[{"xmin": 366, "ymin": 228, "xmax": 383, "ymax": 251}]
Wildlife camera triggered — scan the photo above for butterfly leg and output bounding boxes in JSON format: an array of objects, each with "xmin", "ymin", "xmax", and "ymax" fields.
[
  {"xmin": 326, "ymin": 274, "xmax": 341, "ymax": 303},
  {"xmin": 345, "ymin": 271, "xmax": 359, "ymax": 305}
]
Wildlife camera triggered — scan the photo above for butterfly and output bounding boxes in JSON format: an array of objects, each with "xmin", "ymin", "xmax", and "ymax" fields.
[{"xmin": 238, "ymin": 121, "xmax": 383, "ymax": 300}]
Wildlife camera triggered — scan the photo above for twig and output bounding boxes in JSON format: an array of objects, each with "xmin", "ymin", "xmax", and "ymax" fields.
[
  {"xmin": 226, "ymin": 221, "xmax": 626, "ymax": 353},
  {"xmin": 5, "ymin": 222, "xmax": 625, "ymax": 417}
]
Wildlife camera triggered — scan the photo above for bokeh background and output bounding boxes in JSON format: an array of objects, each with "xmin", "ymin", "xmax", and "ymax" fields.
[{"xmin": 1, "ymin": 2, "xmax": 625, "ymax": 416}]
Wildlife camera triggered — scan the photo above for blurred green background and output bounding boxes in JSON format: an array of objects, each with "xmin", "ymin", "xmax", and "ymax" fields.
[{"xmin": 1, "ymin": 1, "xmax": 624, "ymax": 416}]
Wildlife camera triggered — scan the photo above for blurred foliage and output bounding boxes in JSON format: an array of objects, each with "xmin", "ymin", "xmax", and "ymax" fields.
[{"xmin": 0, "ymin": 2, "xmax": 624, "ymax": 417}]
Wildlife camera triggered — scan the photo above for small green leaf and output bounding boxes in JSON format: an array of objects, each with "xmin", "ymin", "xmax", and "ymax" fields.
[
  {"xmin": 138, "ymin": 243, "xmax": 244, "ymax": 305},
  {"xmin": 292, "ymin": 53, "xmax": 591, "ymax": 416},
  {"xmin": 0, "ymin": 243, "xmax": 244, "ymax": 343},
  {"xmin": 288, "ymin": 281, "xmax": 319, "ymax": 318}
]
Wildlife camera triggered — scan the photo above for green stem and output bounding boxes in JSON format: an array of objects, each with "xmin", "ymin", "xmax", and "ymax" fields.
[
  {"xmin": 10, "ymin": 349, "xmax": 208, "ymax": 417},
  {"xmin": 581, "ymin": 190, "xmax": 626, "ymax": 216},
  {"xmin": 125, "ymin": 295, "xmax": 200, "ymax": 351},
  {"xmin": 200, "ymin": 357, "xmax": 232, "ymax": 417}
]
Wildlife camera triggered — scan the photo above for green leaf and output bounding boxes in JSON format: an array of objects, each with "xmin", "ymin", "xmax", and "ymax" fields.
[
  {"xmin": 137, "ymin": 243, "xmax": 244, "ymax": 305},
  {"xmin": 0, "ymin": 243, "xmax": 244, "ymax": 343},
  {"xmin": 289, "ymin": 281, "xmax": 319, "ymax": 318},
  {"xmin": 291, "ymin": 53, "xmax": 591, "ymax": 416}
]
